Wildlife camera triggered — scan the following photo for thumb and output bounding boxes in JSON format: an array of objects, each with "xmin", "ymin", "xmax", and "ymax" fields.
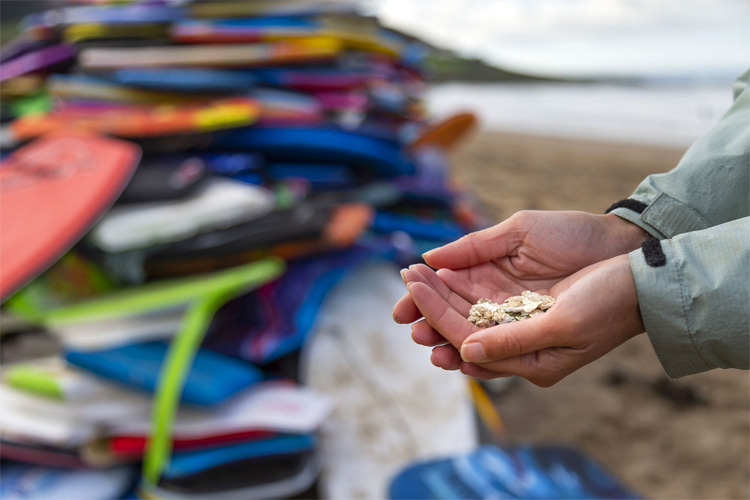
[
  {"xmin": 423, "ymin": 220, "xmax": 523, "ymax": 269},
  {"xmin": 459, "ymin": 316, "xmax": 556, "ymax": 363}
]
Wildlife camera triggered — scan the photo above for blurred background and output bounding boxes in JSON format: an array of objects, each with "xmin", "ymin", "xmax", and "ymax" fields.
[{"xmin": 1, "ymin": 1, "xmax": 748, "ymax": 499}]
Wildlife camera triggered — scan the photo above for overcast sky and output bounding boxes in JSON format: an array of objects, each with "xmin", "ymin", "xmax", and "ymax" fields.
[{"xmin": 367, "ymin": 0, "xmax": 749, "ymax": 79}]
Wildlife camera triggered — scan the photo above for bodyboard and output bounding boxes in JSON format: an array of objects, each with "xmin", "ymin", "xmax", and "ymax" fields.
[
  {"xmin": 0, "ymin": 134, "xmax": 141, "ymax": 301},
  {"xmin": 389, "ymin": 445, "xmax": 642, "ymax": 500},
  {"xmin": 65, "ymin": 340, "xmax": 264, "ymax": 406},
  {"xmin": 301, "ymin": 261, "xmax": 478, "ymax": 499},
  {"xmin": 214, "ymin": 127, "xmax": 415, "ymax": 177},
  {"xmin": 0, "ymin": 462, "xmax": 135, "ymax": 499},
  {"xmin": 410, "ymin": 112, "xmax": 478, "ymax": 152}
]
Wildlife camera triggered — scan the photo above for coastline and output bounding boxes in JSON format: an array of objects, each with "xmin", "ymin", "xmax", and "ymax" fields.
[{"xmin": 427, "ymin": 81, "xmax": 733, "ymax": 149}]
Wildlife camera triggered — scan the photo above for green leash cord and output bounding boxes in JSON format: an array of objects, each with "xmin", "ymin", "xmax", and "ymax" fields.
[
  {"xmin": 142, "ymin": 292, "xmax": 230, "ymax": 484},
  {"xmin": 135, "ymin": 259, "xmax": 285, "ymax": 487}
]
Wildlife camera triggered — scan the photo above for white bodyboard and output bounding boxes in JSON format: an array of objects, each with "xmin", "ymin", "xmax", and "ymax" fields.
[{"xmin": 302, "ymin": 261, "xmax": 478, "ymax": 499}]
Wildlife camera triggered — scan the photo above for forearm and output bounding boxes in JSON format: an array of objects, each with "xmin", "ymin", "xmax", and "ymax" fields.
[
  {"xmin": 629, "ymin": 217, "xmax": 750, "ymax": 377},
  {"xmin": 609, "ymin": 69, "xmax": 750, "ymax": 239}
]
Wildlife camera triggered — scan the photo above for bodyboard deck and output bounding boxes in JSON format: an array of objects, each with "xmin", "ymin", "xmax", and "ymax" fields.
[{"xmin": 301, "ymin": 261, "xmax": 478, "ymax": 499}]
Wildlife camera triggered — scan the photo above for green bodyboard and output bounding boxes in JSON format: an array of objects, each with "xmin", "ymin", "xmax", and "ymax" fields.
[{"xmin": 6, "ymin": 259, "xmax": 285, "ymax": 326}]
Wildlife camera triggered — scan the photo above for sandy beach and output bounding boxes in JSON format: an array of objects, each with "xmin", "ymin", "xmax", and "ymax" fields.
[{"xmin": 449, "ymin": 130, "xmax": 750, "ymax": 499}]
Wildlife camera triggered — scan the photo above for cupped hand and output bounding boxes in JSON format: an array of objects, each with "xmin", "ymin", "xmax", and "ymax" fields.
[
  {"xmin": 395, "ymin": 263, "xmax": 556, "ymax": 358},
  {"xmin": 393, "ymin": 210, "xmax": 649, "ymax": 326},
  {"xmin": 403, "ymin": 254, "xmax": 645, "ymax": 386}
]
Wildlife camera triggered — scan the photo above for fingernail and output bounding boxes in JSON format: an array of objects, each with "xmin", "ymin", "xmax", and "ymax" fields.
[
  {"xmin": 399, "ymin": 268, "xmax": 407, "ymax": 281},
  {"xmin": 392, "ymin": 312, "xmax": 403, "ymax": 324},
  {"xmin": 422, "ymin": 250, "xmax": 434, "ymax": 260},
  {"xmin": 461, "ymin": 342, "xmax": 486, "ymax": 362}
]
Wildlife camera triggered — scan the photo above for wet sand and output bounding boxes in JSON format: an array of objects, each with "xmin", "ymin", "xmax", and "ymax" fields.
[{"xmin": 449, "ymin": 130, "xmax": 750, "ymax": 500}]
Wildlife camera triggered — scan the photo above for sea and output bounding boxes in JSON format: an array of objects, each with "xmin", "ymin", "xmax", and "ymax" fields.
[{"xmin": 425, "ymin": 79, "xmax": 738, "ymax": 148}]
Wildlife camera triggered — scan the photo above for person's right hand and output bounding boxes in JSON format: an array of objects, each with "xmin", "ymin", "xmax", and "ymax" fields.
[{"xmin": 393, "ymin": 210, "xmax": 649, "ymax": 346}]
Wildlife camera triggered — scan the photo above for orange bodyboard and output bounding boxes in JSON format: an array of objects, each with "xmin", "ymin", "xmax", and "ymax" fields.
[
  {"xmin": 0, "ymin": 134, "xmax": 141, "ymax": 301},
  {"xmin": 410, "ymin": 112, "xmax": 478, "ymax": 152}
]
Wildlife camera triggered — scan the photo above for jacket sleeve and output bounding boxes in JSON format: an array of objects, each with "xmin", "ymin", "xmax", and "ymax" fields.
[
  {"xmin": 608, "ymin": 68, "xmax": 749, "ymax": 238},
  {"xmin": 629, "ymin": 217, "xmax": 750, "ymax": 378}
]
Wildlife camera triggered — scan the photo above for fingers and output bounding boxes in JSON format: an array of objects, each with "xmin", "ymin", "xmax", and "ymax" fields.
[
  {"xmin": 472, "ymin": 353, "xmax": 537, "ymax": 379},
  {"xmin": 476, "ymin": 352, "xmax": 573, "ymax": 388},
  {"xmin": 459, "ymin": 361, "xmax": 512, "ymax": 380},
  {"xmin": 392, "ymin": 265, "xmax": 435, "ymax": 324},
  {"xmin": 431, "ymin": 343, "xmax": 522, "ymax": 381},
  {"xmin": 393, "ymin": 264, "xmax": 474, "ymax": 324},
  {"xmin": 393, "ymin": 292, "xmax": 422, "ymax": 324},
  {"xmin": 431, "ymin": 344, "xmax": 461, "ymax": 370},
  {"xmin": 459, "ymin": 314, "xmax": 561, "ymax": 363},
  {"xmin": 408, "ymin": 264, "xmax": 473, "ymax": 316},
  {"xmin": 411, "ymin": 319, "xmax": 446, "ymax": 346},
  {"xmin": 407, "ymin": 281, "xmax": 478, "ymax": 348},
  {"xmin": 422, "ymin": 219, "xmax": 523, "ymax": 269}
]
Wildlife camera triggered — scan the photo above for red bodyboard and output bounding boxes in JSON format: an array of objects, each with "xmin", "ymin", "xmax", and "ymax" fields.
[{"xmin": 0, "ymin": 134, "xmax": 141, "ymax": 301}]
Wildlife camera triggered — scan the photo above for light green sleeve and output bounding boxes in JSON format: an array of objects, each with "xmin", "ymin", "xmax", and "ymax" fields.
[
  {"xmin": 610, "ymin": 68, "xmax": 749, "ymax": 238},
  {"xmin": 629, "ymin": 218, "xmax": 750, "ymax": 378}
]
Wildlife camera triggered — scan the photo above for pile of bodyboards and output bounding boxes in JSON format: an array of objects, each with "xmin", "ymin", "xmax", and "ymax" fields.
[{"xmin": 0, "ymin": 1, "xmax": 485, "ymax": 498}]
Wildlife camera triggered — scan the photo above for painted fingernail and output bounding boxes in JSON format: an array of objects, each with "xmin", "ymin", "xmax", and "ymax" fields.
[{"xmin": 461, "ymin": 342, "xmax": 486, "ymax": 362}]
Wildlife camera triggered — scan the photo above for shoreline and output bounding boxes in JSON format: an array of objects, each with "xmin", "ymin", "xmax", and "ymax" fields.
[
  {"xmin": 427, "ymin": 81, "xmax": 732, "ymax": 150},
  {"xmin": 475, "ymin": 126, "xmax": 692, "ymax": 151}
]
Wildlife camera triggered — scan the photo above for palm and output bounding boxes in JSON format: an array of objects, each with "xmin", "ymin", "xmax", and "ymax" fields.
[
  {"xmin": 469, "ymin": 211, "xmax": 620, "ymax": 281},
  {"xmin": 437, "ymin": 263, "xmax": 556, "ymax": 305},
  {"xmin": 428, "ymin": 211, "xmax": 622, "ymax": 304}
]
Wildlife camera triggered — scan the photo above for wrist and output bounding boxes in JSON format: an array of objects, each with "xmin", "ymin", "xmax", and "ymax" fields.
[
  {"xmin": 610, "ymin": 253, "xmax": 646, "ymax": 337},
  {"xmin": 600, "ymin": 213, "xmax": 651, "ymax": 256}
]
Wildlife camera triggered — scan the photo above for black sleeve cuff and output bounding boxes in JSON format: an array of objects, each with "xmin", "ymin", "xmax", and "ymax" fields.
[
  {"xmin": 605, "ymin": 199, "xmax": 647, "ymax": 214},
  {"xmin": 641, "ymin": 237, "xmax": 667, "ymax": 267}
]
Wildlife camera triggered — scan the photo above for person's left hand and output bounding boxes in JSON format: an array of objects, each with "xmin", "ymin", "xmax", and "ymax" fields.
[{"xmin": 401, "ymin": 255, "xmax": 645, "ymax": 386}]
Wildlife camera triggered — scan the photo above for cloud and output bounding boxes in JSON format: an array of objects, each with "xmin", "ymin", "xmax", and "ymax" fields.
[{"xmin": 368, "ymin": 0, "xmax": 750, "ymax": 77}]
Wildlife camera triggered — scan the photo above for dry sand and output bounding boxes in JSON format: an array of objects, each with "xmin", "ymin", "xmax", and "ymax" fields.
[{"xmin": 449, "ymin": 131, "xmax": 750, "ymax": 500}]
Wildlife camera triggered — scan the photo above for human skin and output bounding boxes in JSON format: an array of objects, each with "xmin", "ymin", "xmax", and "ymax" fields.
[{"xmin": 392, "ymin": 210, "xmax": 651, "ymax": 386}]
